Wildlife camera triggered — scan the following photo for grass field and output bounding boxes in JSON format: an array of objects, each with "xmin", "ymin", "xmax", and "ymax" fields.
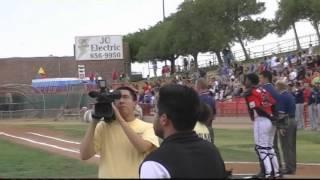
[
  {"xmin": 1, "ymin": 122, "xmax": 320, "ymax": 178},
  {"xmin": 13, "ymin": 123, "xmax": 320, "ymax": 163},
  {"xmin": 0, "ymin": 138, "xmax": 97, "ymax": 178},
  {"xmin": 215, "ymin": 129, "xmax": 320, "ymax": 163}
]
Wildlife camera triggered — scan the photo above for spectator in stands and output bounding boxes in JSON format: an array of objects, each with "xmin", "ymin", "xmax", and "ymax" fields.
[
  {"xmin": 303, "ymin": 83, "xmax": 311, "ymax": 105},
  {"xmin": 138, "ymin": 89, "xmax": 145, "ymax": 103},
  {"xmin": 152, "ymin": 60, "xmax": 158, "ymax": 77},
  {"xmin": 293, "ymin": 82, "xmax": 305, "ymax": 129},
  {"xmin": 258, "ymin": 62, "xmax": 265, "ymax": 74},
  {"xmin": 165, "ymin": 65, "xmax": 171, "ymax": 77},
  {"xmin": 307, "ymin": 56, "xmax": 315, "ymax": 69},
  {"xmin": 161, "ymin": 66, "xmax": 165, "ymax": 78},
  {"xmin": 143, "ymin": 82, "xmax": 151, "ymax": 94},
  {"xmin": 210, "ymin": 77, "xmax": 219, "ymax": 95},
  {"xmin": 278, "ymin": 71, "xmax": 288, "ymax": 83},
  {"xmin": 303, "ymin": 73, "xmax": 311, "ymax": 87},
  {"xmin": 308, "ymin": 44, "xmax": 314, "ymax": 55},
  {"xmin": 316, "ymin": 55, "xmax": 320, "ymax": 67},
  {"xmin": 270, "ymin": 53, "xmax": 279, "ymax": 72},
  {"xmin": 112, "ymin": 69, "xmax": 118, "ymax": 82},
  {"xmin": 144, "ymin": 90, "xmax": 152, "ymax": 104},
  {"xmin": 308, "ymin": 82, "xmax": 320, "ymax": 131},
  {"xmin": 249, "ymin": 63, "xmax": 256, "ymax": 73},
  {"xmin": 134, "ymin": 104, "xmax": 143, "ymax": 120},
  {"xmin": 223, "ymin": 47, "xmax": 232, "ymax": 66},
  {"xmin": 183, "ymin": 58, "xmax": 189, "ymax": 71},
  {"xmin": 80, "ymin": 86, "xmax": 159, "ymax": 178},
  {"xmin": 289, "ymin": 68, "xmax": 297, "ymax": 82},
  {"xmin": 290, "ymin": 54, "xmax": 298, "ymax": 67}
]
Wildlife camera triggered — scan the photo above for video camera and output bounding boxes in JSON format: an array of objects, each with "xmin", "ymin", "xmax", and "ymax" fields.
[{"xmin": 88, "ymin": 80, "xmax": 121, "ymax": 122}]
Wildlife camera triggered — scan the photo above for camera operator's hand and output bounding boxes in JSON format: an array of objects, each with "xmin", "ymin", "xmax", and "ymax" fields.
[
  {"xmin": 111, "ymin": 103, "xmax": 126, "ymax": 123},
  {"xmin": 89, "ymin": 109, "xmax": 103, "ymax": 122},
  {"xmin": 111, "ymin": 102, "xmax": 155, "ymax": 153}
]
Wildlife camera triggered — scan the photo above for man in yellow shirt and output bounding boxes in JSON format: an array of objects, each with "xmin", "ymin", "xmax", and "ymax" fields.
[{"xmin": 80, "ymin": 86, "xmax": 159, "ymax": 178}]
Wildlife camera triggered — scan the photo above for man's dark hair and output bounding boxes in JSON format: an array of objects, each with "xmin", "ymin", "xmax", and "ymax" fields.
[
  {"xmin": 158, "ymin": 84, "xmax": 200, "ymax": 131},
  {"xmin": 261, "ymin": 70, "xmax": 273, "ymax": 83},
  {"xmin": 116, "ymin": 86, "xmax": 137, "ymax": 101},
  {"xmin": 245, "ymin": 73, "xmax": 260, "ymax": 85}
]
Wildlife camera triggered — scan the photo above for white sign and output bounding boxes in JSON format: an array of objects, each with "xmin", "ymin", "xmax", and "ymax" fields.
[{"xmin": 75, "ymin": 35, "xmax": 123, "ymax": 60}]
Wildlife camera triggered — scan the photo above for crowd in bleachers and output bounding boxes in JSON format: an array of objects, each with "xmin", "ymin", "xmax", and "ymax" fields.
[{"xmin": 124, "ymin": 44, "xmax": 320, "ymax": 131}]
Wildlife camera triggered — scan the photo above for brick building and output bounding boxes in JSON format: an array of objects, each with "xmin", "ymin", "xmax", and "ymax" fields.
[{"xmin": 0, "ymin": 43, "xmax": 130, "ymax": 85}]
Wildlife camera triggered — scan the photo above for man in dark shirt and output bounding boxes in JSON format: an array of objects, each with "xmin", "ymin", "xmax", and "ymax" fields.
[
  {"xmin": 308, "ymin": 83, "xmax": 320, "ymax": 130},
  {"xmin": 293, "ymin": 82, "xmax": 304, "ymax": 129},
  {"xmin": 139, "ymin": 84, "xmax": 228, "ymax": 178},
  {"xmin": 275, "ymin": 80, "xmax": 297, "ymax": 175}
]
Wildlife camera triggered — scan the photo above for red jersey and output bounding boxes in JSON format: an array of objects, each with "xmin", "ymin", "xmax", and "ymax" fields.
[{"xmin": 245, "ymin": 87, "xmax": 276, "ymax": 121}]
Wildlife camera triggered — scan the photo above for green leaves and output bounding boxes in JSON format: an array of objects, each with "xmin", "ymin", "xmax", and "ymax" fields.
[
  {"xmin": 274, "ymin": 0, "xmax": 307, "ymax": 36},
  {"xmin": 125, "ymin": 0, "xmax": 320, "ymax": 66}
]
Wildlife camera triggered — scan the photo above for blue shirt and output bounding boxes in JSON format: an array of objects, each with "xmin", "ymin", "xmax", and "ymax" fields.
[
  {"xmin": 277, "ymin": 91, "xmax": 296, "ymax": 117},
  {"xmin": 293, "ymin": 89, "xmax": 304, "ymax": 104},
  {"xmin": 308, "ymin": 88, "xmax": 320, "ymax": 105},
  {"xmin": 199, "ymin": 91, "xmax": 216, "ymax": 115}
]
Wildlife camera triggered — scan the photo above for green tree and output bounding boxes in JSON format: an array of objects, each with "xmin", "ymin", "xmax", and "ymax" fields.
[
  {"xmin": 223, "ymin": 0, "xmax": 271, "ymax": 60},
  {"xmin": 274, "ymin": 0, "xmax": 307, "ymax": 51},
  {"xmin": 303, "ymin": 0, "xmax": 320, "ymax": 44},
  {"xmin": 136, "ymin": 18, "xmax": 177, "ymax": 74},
  {"xmin": 124, "ymin": 29, "xmax": 147, "ymax": 62},
  {"xmin": 157, "ymin": 17, "xmax": 178, "ymax": 74},
  {"xmin": 173, "ymin": 0, "xmax": 233, "ymax": 68}
]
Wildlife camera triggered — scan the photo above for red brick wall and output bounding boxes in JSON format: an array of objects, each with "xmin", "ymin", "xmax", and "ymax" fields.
[{"xmin": 0, "ymin": 43, "xmax": 130, "ymax": 85}]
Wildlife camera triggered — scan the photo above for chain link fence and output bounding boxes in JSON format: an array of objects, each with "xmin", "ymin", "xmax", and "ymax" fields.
[{"xmin": 0, "ymin": 83, "xmax": 96, "ymax": 120}]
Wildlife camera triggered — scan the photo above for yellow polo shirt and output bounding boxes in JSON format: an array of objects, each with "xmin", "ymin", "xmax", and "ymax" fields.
[{"xmin": 94, "ymin": 118, "xmax": 159, "ymax": 178}]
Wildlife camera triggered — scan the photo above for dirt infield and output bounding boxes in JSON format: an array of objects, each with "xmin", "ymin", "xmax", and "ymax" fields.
[{"xmin": 0, "ymin": 118, "xmax": 319, "ymax": 178}]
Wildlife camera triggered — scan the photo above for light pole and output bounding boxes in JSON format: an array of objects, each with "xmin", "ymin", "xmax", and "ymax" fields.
[
  {"xmin": 163, "ymin": 0, "xmax": 167, "ymax": 66},
  {"xmin": 162, "ymin": 0, "xmax": 165, "ymax": 21}
]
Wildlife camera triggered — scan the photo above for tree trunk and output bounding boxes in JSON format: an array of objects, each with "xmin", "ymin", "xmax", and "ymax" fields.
[
  {"xmin": 215, "ymin": 51, "xmax": 223, "ymax": 66},
  {"xmin": 169, "ymin": 57, "xmax": 175, "ymax": 75},
  {"xmin": 192, "ymin": 53, "xmax": 198, "ymax": 70},
  {"xmin": 292, "ymin": 22, "xmax": 301, "ymax": 51},
  {"xmin": 311, "ymin": 20, "xmax": 320, "ymax": 46},
  {"xmin": 237, "ymin": 35, "xmax": 250, "ymax": 61}
]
